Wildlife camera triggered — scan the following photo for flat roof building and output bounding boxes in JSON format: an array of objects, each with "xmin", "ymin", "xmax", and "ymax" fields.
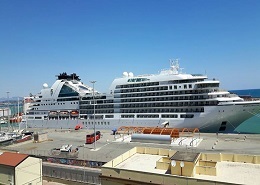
[
  {"xmin": 101, "ymin": 147, "xmax": 260, "ymax": 185},
  {"xmin": 0, "ymin": 152, "xmax": 42, "ymax": 185}
]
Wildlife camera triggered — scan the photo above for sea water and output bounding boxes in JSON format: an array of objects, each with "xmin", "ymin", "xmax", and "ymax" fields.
[
  {"xmin": 235, "ymin": 116, "xmax": 260, "ymax": 134},
  {"xmin": 231, "ymin": 89, "xmax": 260, "ymax": 134}
]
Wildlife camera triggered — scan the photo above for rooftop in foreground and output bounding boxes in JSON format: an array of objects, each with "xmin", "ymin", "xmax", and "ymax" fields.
[{"xmin": 101, "ymin": 147, "xmax": 260, "ymax": 185}]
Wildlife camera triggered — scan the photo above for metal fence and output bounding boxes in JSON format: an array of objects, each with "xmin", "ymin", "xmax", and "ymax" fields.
[
  {"xmin": 43, "ymin": 163, "xmax": 101, "ymax": 184},
  {"xmin": 1, "ymin": 145, "xmax": 105, "ymax": 184}
]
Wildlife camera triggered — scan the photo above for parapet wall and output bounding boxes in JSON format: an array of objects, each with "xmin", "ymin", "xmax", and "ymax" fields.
[
  {"xmin": 200, "ymin": 153, "xmax": 260, "ymax": 164},
  {"xmin": 102, "ymin": 147, "xmax": 260, "ymax": 185},
  {"xmin": 104, "ymin": 147, "xmax": 177, "ymax": 168}
]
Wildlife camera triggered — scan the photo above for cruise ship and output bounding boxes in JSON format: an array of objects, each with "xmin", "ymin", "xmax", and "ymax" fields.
[{"xmin": 22, "ymin": 60, "xmax": 260, "ymax": 133}]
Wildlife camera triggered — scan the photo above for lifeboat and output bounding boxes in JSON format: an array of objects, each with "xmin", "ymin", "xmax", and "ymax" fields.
[
  {"xmin": 59, "ymin": 111, "xmax": 70, "ymax": 117},
  {"xmin": 70, "ymin": 110, "xmax": 79, "ymax": 117},
  {"xmin": 49, "ymin": 111, "xmax": 58, "ymax": 117}
]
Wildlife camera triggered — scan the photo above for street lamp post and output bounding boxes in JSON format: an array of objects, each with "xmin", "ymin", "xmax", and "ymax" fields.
[
  {"xmin": 90, "ymin": 81, "xmax": 96, "ymax": 150},
  {"xmin": 6, "ymin": 91, "xmax": 10, "ymax": 131}
]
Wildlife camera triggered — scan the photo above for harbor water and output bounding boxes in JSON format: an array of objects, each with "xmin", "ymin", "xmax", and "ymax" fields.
[
  {"xmin": 235, "ymin": 116, "xmax": 260, "ymax": 134},
  {"xmin": 231, "ymin": 89, "xmax": 260, "ymax": 133}
]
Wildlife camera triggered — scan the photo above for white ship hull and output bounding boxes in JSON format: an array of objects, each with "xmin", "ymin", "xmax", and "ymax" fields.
[
  {"xmin": 22, "ymin": 63, "xmax": 260, "ymax": 133},
  {"xmin": 22, "ymin": 102, "xmax": 260, "ymax": 133}
]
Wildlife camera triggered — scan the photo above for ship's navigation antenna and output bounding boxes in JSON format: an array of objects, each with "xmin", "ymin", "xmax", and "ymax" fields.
[{"xmin": 169, "ymin": 59, "xmax": 182, "ymax": 74}]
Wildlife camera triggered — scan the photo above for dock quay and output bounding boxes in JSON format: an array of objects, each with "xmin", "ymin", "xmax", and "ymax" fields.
[
  {"xmin": 2, "ymin": 128, "xmax": 259, "ymax": 160},
  {"xmin": 1, "ymin": 128, "xmax": 260, "ymax": 185}
]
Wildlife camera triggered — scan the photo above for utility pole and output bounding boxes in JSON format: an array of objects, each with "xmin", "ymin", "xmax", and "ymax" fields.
[{"xmin": 90, "ymin": 81, "xmax": 96, "ymax": 150}]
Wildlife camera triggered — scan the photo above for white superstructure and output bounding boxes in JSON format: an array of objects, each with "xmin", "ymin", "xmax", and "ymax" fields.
[{"xmin": 22, "ymin": 61, "xmax": 260, "ymax": 133}]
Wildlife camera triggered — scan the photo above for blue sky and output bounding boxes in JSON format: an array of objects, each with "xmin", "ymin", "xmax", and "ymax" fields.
[{"xmin": 0, "ymin": 0, "xmax": 259, "ymax": 98}]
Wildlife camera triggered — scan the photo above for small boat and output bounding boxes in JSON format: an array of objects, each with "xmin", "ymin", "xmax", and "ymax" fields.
[
  {"xmin": 0, "ymin": 133, "xmax": 13, "ymax": 146},
  {"xmin": 22, "ymin": 130, "xmax": 34, "ymax": 136},
  {"xmin": 0, "ymin": 120, "xmax": 7, "ymax": 124},
  {"xmin": 0, "ymin": 137, "xmax": 13, "ymax": 146},
  {"xmin": 15, "ymin": 135, "xmax": 32, "ymax": 143}
]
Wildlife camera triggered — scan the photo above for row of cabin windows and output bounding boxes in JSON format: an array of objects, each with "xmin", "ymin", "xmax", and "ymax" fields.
[
  {"xmin": 81, "ymin": 95, "xmax": 107, "ymax": 100},
  {"xmin": 49, "ymin": 115, "xmax": 105, "ymax": 120},
  {"xmin": 48, "ymin": 117, "xmax": 79, "ymax": 120},
  {"xmin": 29, "ymin": 114, "xmax": 194, "ymax": 120},
  {"xmin": 137, "ymin": 114, "xmax": 159, "ymax": 118},
  {"xmin": 27, "ymin": 117, "xmax": 79, "ymax": 120},
  {"xmin": 80, "ymin": 110, "xmax": 114, "ymax": 114},
  {"xmin": 30, "ymin": 102, "xmax": 78, "ymax": 109},
  {"xmin": 120, "ymin": 114, "xmax": 194, "ymax": 119},
  {"xmin": 120, "ymin": 96, "xmax": 211, "ymax": 103},
  {"xmin": 83, "ymin": 121, "xmax": 110, "ymax": 125},
  {"xmin": 40, "ymin": 102, "xmax": 78, "ymax": 106},
  {"xmin": 119, "ymin": 84, "xmax": 192, "ymax": 94},
  {"xmin": 120, "ymin": 101, "xmax": 217, "ymax": 108},
  {"xmin": 35, "ymin": 97, "xmax": 79, "ymax": 103},
  {"xmin": 26, "ymin": 112, "xmax": 48, "ymax": 115},
  {"xmin": 57, "ymin": 97, "xmax": 79, "ymax": 101},
  {"xmin": 116, "ymin": 82, "xmax": 159, "ymax": 89},
  {"xmin": 80, "ymin": 101, "xmax": 218, "ymax": 111},
  {"xmin": 116, "ymin": 79, "xmax": 206, "ymax": 89},
  {"xmin": 79, "ymin": 100, "xmax": 114, "ymax": 105},
  {"xmin": 116, "ymin": 83, "xmax": 210, "ymax": 94},
  {"xmin": 169, "ymin": 84, "xmax": 193, "ymax": 90},
  {"xmin": 167, "ymin": 79, "xmax": 203, "ymax": 84},
  {"xmin": 80, "ymin": 105, "xmax": 114, "ymax": 109},
  {"xmin": 80, "ymin": 106, "xmax": 206, "ymax": 113},
  {"xmin": 121, "ymin": 114, "xmax": 135, "ymax": 118},
  {"xmin": 118, "ymin": 89, "xmax": 221, "ymax": 98},
  {"xmin": 197, "ymin": 83, "xmax": 219, "ymax": 88},
  {"xmin": 80, "ymin": 115, "xmax": 114, "ymax": 119},
  {"xmin": 120, "ymin": 108, "xmax": 204, "ymax": 113},
  {"xmin": 119, "ymin": 86, "xmax": 168, "ymax": 93}
]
